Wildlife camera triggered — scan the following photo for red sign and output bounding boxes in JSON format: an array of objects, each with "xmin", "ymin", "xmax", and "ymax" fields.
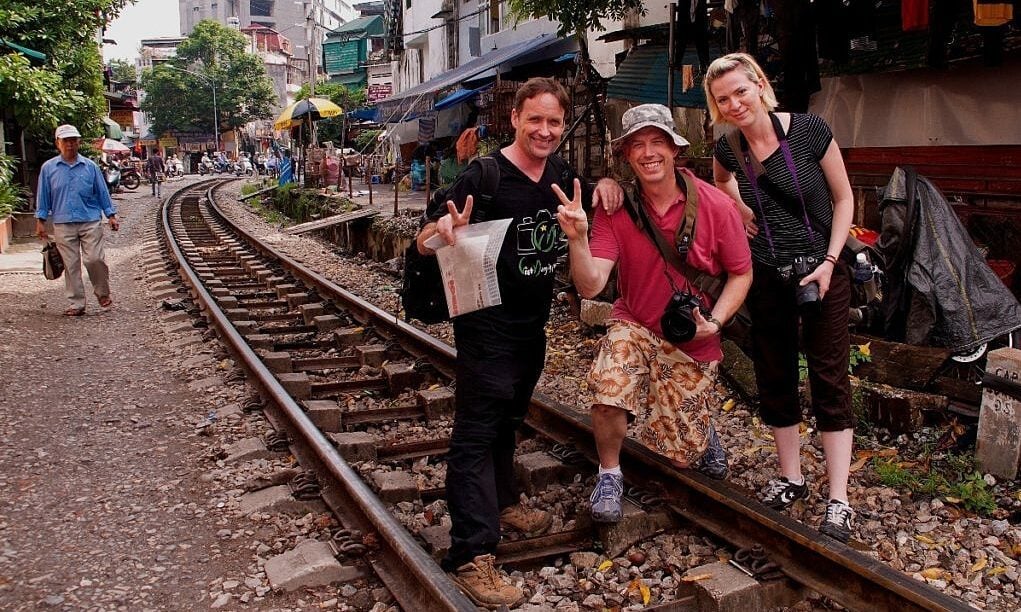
[{"xmin": 367, "ymin": 84, "xmax": 392, "ymax": 103}]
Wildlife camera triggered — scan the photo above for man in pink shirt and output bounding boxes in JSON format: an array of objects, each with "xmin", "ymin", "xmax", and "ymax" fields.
[{"xmin": 555, "ymin": 104, "xmax": 752, "ymax": 523}]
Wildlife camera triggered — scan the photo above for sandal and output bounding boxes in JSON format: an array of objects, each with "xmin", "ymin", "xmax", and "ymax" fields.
[
  {"xmin": 64, "ymin": 307, "xmax": 86, "ymax": 317},
  {"xmin": 99, "ymin": 296, "xmax": 113, "ymax": 308}
]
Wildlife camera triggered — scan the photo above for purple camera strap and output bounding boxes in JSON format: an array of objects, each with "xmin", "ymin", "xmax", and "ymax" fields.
[{"xmin": 737, "ymin": 112, "xmax": 816, "ymax": 257}]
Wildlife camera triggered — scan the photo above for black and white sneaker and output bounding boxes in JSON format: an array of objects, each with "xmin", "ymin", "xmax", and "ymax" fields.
[
  {"xmin": 819, "ymin": 499, "xmax": 855, "ymax": 542},
  {"xmin": 760, "ymin": 477, "xmax": 809, "ymax": 510}
]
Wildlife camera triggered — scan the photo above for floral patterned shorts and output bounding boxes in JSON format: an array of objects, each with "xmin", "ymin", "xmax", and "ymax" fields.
[{"xmin": 587, "ymin": 320, "xmax": 718, "ymax": 467}]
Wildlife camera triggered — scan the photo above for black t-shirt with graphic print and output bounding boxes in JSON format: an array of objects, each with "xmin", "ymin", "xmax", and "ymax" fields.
[
  {"xmin": 714, "ymin": 113, "xmax": 834, "ymax": 269},
  {"xmin": 425, "ymin": 150, "xmax": 588, "ymax": 340}
]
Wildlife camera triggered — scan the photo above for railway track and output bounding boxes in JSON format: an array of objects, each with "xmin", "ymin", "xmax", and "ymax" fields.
[{"xmin": 156, "ymin": 179, "xmax": 971, "ymax": 611}]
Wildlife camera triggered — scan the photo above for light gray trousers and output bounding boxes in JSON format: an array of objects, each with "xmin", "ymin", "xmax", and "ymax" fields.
[{"xmin": 52, "ymin": 221, "xmax": 110, "ymax": 309}]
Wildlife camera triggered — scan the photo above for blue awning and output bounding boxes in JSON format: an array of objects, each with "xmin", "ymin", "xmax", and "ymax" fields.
[
  {"xmin": 347, "ymin": 107, "xmax": 379, "ymax": 122},
  {"xmin": 606, "ymin": 44, "xmax": 716, "ymax": 109},
  {"xmin": 433, "ymin": 85, "xmax": 490, "ymax": 111},
  {"xmin": 375, "ymin": 33, "xmax": 572, "ymax": 120}
]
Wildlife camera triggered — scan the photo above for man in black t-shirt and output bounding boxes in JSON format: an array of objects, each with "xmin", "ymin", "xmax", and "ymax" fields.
[{"xmin": 415, "ymin": 77, "xmax": 621, "ymax": 608}]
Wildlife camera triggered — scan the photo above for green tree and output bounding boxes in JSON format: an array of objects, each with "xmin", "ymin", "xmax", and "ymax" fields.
[
  {"xmin": 108, "ymin": 58, "xmax": 136, "ymax": 83},
  {"xmin": 0, "ymin": 0, "xmax": 132, "ymax": 138},
  {"xmin": 141, "ymin": 20, "xmax": 277, "ymax": 137},
  {"xmin": 293, "ymin": 82, "xmax": 366, "ymax": 145}
]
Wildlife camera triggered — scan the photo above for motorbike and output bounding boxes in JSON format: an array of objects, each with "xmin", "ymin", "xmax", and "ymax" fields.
[
  {"xmin": 197, "ymin": 158, "xmax": 215, "ymax": 175},
  {"xmin": 254, "ymin": 154, "xmax": 268, "ymax": 176},
  {"xmin": 166, "ymin": 158, "xmax": 184, "ymax": 178},
  {"xmin": 234, "ymin": 156, "xmax": 255, "ymax": 177},
  {"xmin": 119, "ymin": 164, "xmax": 140, "ymax": 190},
  {"xmin": 213, "ymin": 158, "xmax": 231, "ymax": 174},
  {"xmin": 103, "ymin": 163, "xmax": 121, "ymax": 193}
]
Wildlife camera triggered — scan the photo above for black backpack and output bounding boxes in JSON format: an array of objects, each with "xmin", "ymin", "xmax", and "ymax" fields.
[{"xmin": 401, "ymin": 156, "xmax": 501, "ymax": 323}]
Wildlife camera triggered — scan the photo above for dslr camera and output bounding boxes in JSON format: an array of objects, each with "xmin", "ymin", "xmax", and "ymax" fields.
[
  {"xmin": 778, "ymin": 255, "xmax": 821, "ymax": 310},
  {"xmin": 660, "ymin": 290, "xmax": 707, "ymax": 344}
]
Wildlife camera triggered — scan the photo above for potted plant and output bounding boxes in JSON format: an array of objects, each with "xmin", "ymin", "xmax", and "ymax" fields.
[{"xmin": 0, "ymin": 152, "xmax": 29, "ymax": 253}]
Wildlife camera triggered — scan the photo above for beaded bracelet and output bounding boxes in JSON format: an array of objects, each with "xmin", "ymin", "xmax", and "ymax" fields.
[{"xmin": 823, "ymin": 254, "xmax": 838, "ymax": 265}]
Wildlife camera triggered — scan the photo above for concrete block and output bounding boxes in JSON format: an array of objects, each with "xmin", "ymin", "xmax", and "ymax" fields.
[
  {"xmin": 328, "ymin": 432, "xmax": 378, "ymax": 462},
  {"xmin": 168, "ymin": 335, "xmax": 203, "ymax": 349},
  {"xmin": 246, "ymin": 334, "xmax": 275, "ymax": 350},
  {"xmin": 160, "ymin": 310, "xmax": 190, "ymax": 324},
  {"xmin": 239, "ymin": 485, "xmax": 326, "ymax": 516},
  {"xmin": 357, "ymin": 345, "xmax": 386, "ymax": 367},
  {"xmin": 313, "ymin": 314, "xmax": 343, "ymax": 332},
  {"xmin": 514, "ymin": 452, "xmax": 568, "ymax": 495},
  {"xmin": 265, "ymin": 540, "xmax": 365, "ymax": 592},
  {"xmin": 333, "ymin": 328, "xmax": 365, "ymax": 347},
  {"xmin": 277, "ymin": 373, "xmax": 311, "ymax": 400},
  {"xmin": 300, "ymin": 302, "xmax": 327, "ymax": 325},
  {"xmin": 977, "ymin": 348, "xmax": 1021, "ymax": 480},
  {"xmin": 418, "ymin": 525, "xmax": 451, "ymax": 559},
  {"xmin": 146, "ymin": 273, "xmax": 172, "ymax": 285},
  {"xmin": 286, "ymin": 293, "xmax": 309, "ymax": 308},
  {"xmin": 233, "ymin": 320, "xmax": 259, "ymax": 335},
  {"xmin": 371, "ymin": 470, "xmax": 420, "ymax": 503},
  {"xmin": 217, "ymin": 296, "xmax": 239, "ymax": 309},
  {"xmin": 275, "ymin": 283, "xmax": 298, "ymax": 298},
  {"xmin": 224, "ymin": 437, "xmax": 275, "ymax": 463},
  {"xmin": 224, "ymin": 308, "xmax": 250, "ymax": 322},
  {"xmin": 210, "ymin": 287, "xmax": 231, "ymax": 298},
  {"xmin": 153, "ymin": 289, "xmax": 183, "ymax": 301},
  {"xmin": 254, "ymin": 269, "xmax": 273, "ymax": 282},
  {"xmin": 167, "ymin": 322, "xmax": 197, "ymax": 335},
  {"xmin": 261, "ymin": 351, "xmax": 293, "ymax": 373},
  {"xmin": 579, "ymin": 299, "xmax": 613, "ymax": 327},
  {"xmin": 685, "ymin": 562, "xmax": 804, "ymax": 612},
  {"xmin": 304, "ymin": 400, "xmax": 342, "ymax": 432},
  {"xmin": 265, "ymin": 275, "xmax": 285, "ymax": 287},
  {"xmin": 382, "ymin": 362, "xmax": 421, "ymax": 390},
  {"xmin": 596, "ymin": 502, "xmax": 677, "ymax": 558},
  {"xmin": 417, "ymin": 387, "xmax": 455, "ymax": 421}
]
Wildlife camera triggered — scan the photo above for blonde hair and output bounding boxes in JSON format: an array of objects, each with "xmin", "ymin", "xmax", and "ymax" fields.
[{"xmin": 703, "ymin": 53, "xmax": 778, "ymax": 125}]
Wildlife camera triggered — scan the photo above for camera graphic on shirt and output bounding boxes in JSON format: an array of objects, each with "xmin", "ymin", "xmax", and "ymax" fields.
[{"xmin": 516, "ymin": 209, "xmax": 564, "ymax": 256}]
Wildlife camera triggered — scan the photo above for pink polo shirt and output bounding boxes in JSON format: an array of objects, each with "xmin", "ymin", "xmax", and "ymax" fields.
[{"xmin": 589, "ymin": 169, "xmax": 751, "ymax": 362}]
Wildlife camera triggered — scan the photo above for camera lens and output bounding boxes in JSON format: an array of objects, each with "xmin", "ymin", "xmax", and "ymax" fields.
[{"xmin": 796, "ymin": 281, "xmax": 821, "ymax": 311}]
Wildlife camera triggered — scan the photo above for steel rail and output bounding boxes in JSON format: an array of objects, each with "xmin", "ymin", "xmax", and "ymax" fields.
[
  {"xmin": 525, "ymin": 392, "xmax": 970, "ymax": 612},
  {"xmin": 161, "ymin": 184, "xmax": 475, "ymax": 612},
  {"xmin": 196, "ymin": 184, "xmax": 969, "ymax": 612}
]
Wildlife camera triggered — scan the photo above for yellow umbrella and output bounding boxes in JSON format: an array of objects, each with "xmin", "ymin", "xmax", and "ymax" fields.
[{"xmin": 274, "ymin": 97, "xmax": 343, "ymax": 130}]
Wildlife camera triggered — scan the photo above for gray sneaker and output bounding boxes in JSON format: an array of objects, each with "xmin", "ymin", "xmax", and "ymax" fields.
[
  {"xmin": 589, "ymin": 472, "xmax": 624, "ymax": 523},
  {"xmin": 819, "ymin": 499, "xmax": 855, "ymax": 543},
  {"xmin": 694, "ymin": 423, "xmax": 728, "ymax": 480}
]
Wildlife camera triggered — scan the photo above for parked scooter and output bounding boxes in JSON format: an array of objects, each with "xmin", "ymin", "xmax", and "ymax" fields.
[
  {"xmin": 119, "ymin": 163, "xmax": 141, "ymax": 190},
  {"xmin": 102, "ymin": 162, "xmax": 121, "ymax": 193},
  {"xmin": 234, "ymin": 154, "xmax": 255, "ymax": 177},
  {"xmin": 166, "ymin": 156, "xmax": 184, "ymax": 178}
]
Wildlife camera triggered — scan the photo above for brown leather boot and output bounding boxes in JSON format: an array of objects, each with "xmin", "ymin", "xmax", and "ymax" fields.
[
  {"xmin": 451, "ymin": 554, "xmax": 523, "ymax": 609},
  {"xmin": 499, "ymin": 503, "xmax": 552, "ymax": 535}
]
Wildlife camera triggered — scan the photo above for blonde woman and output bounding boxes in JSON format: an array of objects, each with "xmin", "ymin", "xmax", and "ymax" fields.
[{"xmin": 704, "ymin": 53, "xmax": 856, "ymax": 542}]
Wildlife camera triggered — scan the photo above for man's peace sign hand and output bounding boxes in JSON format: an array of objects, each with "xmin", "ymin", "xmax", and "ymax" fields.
[
  {"xmin": 435, "ymin": 195, "xmax": 474, "ymax": 246},
  {"xmin": 553, "ymin": 178, "xmax": 587, "ymax": 241}
]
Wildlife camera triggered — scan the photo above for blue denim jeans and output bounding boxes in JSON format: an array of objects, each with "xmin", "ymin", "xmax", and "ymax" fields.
[{"xmin": 441, "ymin": 319, "xmax": 545, "ymax": 571}]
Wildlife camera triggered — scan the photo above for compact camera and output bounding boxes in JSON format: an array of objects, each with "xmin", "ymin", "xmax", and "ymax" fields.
[
  {"xmin": 660, "ymin": 291, "xmax": 706, "ymax": 344},
  {"xmin": 778, "ymin": 255, "xmax": 821, "ymax": 311}
]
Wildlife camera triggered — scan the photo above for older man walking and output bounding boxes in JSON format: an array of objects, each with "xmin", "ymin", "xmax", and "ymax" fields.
[{"xmin": 36, "ymin": 124, "xmax": 120, "ymax": 316}]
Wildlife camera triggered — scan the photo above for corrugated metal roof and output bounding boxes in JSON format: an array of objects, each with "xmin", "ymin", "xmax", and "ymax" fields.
[
  {"xmin": 606, "ymin": 44, "xmax": 710, "ymax": 109},
  {"xmin": 326, "ymin": 15, "xmax": 384, "ymax": 40},
  {"xmin": 374, "ymin": 33, "xmax": 565, "ymax": 120}
]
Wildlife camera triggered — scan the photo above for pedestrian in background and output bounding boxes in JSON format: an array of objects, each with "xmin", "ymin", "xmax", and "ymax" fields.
[
  {"xmin": 415, "ymin": 77, "xmax": 623, "ymax": 608},
  {"xmin": 145, "ymin": 150, "xmax": 165, "ymax": 197},
  {"xmin": 35, "ymin": 124, "xmax": 120, "ymax": 316},
  {"xmin": 705, "ymin": 52, "xmax": 856, "ymax": 542},
  {"xmin": 556, "ymin": 104, "xmax": 752, "ymax": 523}
]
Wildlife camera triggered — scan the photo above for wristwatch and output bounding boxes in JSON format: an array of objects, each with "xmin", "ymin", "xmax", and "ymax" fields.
[{"xmin": 706, "ymin": 315, "xmax": 723, "ymax": 334}]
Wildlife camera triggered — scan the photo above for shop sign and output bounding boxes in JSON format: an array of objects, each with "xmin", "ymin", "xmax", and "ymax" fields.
[
  {"xmin": 159, "ymin": 136, "xmax": 179, "ymax": 148},
  {"xmin": 367, "ymin": 84, "xmax": 392, "ymax": 102}
]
